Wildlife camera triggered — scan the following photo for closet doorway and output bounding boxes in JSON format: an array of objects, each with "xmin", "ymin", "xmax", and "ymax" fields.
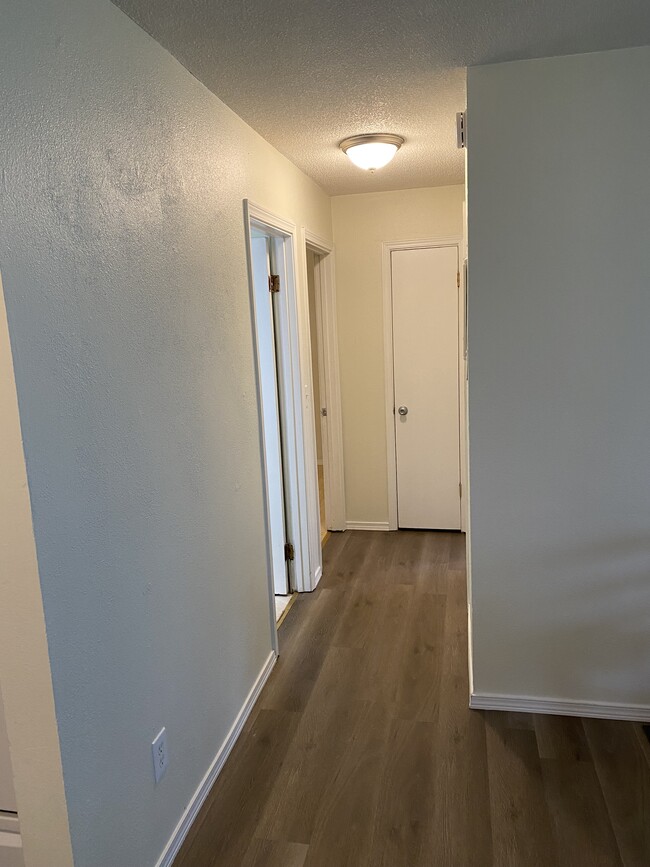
[{"xmin": 382, "ymin": 238, "xmax": 468, "ymax": 531}]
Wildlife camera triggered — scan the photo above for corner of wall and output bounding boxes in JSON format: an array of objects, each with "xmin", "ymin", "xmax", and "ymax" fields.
[{"xmin": 0, "ymin": 274, "xmax": 74, "ymax": 867}]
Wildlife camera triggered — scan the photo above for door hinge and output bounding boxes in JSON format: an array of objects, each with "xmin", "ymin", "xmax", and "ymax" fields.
[
  {"xmin": 456, "ymin": 112, "xmax": 466, "ymax": 149},
  {"xmin": 459, "ymin": 482, "xmax": 463, "ymax": 498},
  {"xmin": 284, "ymin": 542, "xmax": 295, "ymax": 561},
  {"xmin": 457, "ymin": 271, "xmax": 460, "ymax": 288},
  {"xmin": 269, "ymin": 274, "xmax": 280, "ymax": 293}
]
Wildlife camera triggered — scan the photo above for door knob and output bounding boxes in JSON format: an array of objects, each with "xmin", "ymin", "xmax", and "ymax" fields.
[{"xmin": 398, "ymin": 406, "xmax": 409, "ymax": 416}]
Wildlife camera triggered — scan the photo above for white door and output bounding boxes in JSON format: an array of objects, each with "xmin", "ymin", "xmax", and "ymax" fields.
[
  {"xmin": 251, "ymin": 234, "xmax": 290, "ymax": 595},
  {"xmin": 391, "ymin": 246, "xmax": 461, "ymax": 529}
]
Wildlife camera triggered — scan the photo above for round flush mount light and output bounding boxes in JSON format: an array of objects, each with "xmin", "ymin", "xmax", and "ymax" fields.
[{"xmin": 339, "ymin": 133, "xmax": 404, "ymax": 172}]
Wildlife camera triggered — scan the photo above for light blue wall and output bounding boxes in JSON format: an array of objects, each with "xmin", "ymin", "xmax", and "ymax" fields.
[
  {"xmin": 0, "ymin": 1, "xmax": 331, "ymax": 864},
  {"xmin": 467, "ymin": 47, "xmax": 650, "ymax": 709}
]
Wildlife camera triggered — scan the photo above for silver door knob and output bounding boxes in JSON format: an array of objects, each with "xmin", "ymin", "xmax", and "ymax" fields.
[{"xmin": 398, "ymin": 406, "xmax": 409, "ymax": 416}]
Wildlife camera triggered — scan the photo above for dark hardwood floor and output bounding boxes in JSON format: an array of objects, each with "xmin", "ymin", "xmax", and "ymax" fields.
[{"xmin": 175, "ymin": 530, "xmax": 650, "ymax": 867}]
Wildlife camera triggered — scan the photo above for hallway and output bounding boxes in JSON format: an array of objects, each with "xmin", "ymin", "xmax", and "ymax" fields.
[{"xmin": 175, "ymin": 531, "xmax": 650, "ymax": 867}]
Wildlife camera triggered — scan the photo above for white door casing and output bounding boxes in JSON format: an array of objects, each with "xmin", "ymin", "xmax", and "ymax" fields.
[{"xmin": 390, "ymin": 243, "xmax": 462, "ymax": 530}]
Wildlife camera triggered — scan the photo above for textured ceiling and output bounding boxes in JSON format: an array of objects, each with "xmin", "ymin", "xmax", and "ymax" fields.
[{"xmin": 112, "ymin": 0, "xmax": 650, "ymax": 195}]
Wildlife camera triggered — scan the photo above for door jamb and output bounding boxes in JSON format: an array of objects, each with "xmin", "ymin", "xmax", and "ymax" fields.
[
  {"xmin": 302, "ymin": 231, "xmax": 346, "ymax": 536},
  {"xmin": 381, "ymin": 237, "xmax": 467, "ymax": 532}
]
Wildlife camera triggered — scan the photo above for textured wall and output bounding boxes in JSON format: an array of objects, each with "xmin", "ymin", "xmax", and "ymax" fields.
[
  {"xmin": 467, "ymin": 47, "xmax": 650, "ymax": 708},
  {"xmin": 0, "ymin": 2, "xmax": 330, "ymax": 865},
  {"xmin": 332, "ymin": 187, "xmax": 464, "ymax": 525}
]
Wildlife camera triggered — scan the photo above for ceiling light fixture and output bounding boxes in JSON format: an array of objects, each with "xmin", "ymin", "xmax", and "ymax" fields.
[{"xmin": 339, "ymin": 133, "xmax": 404, "ymax": 172}]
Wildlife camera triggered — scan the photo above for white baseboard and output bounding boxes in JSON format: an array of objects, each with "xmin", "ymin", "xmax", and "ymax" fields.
[
  {"xmin": 0, "ymin": 830, "xmax": 23, "ymax": 867},
  {"xmin": 470, "ymin": 691, "xmax": 650, "ymax": 722},
  {"xmin": 0, "ymin": 814, "xmax": 20, "ymax": 835},
  {"xmin": 345, "ymin": 521, "xmax": 390, "ymax": 532},
  {"xmin": 0, "ymin": 830, "xmax": 22, "ymax": 848},
  {"xmin": 312, "ymin": 564, "xmax": 323, "ymax": 589},
  {"xmin": 466, "ymin": 604, "xmax": 474, "ymax": 697},
  {"xmin": 155, "ymin": 650, "xmax": 277, "ymax": 867}
]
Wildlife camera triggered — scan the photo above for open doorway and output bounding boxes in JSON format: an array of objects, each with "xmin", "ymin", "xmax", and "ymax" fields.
[
  {"xmin": 246, "ymin": 203, "xmax": 309, "ymax": 634},
  {"xmin": 303, "ymin": 232, "xmax": 346, "ymax": 547},
  {"xmin": 245, "ymin": 205, "xmax": 346, "ymax": 637},
  {"xmin": 306, "ymin": 250, "xmax": 327, "ymax": 544},
  {"xmin": 246, "ymin": 202, "xmax": 335, "ymax": 639}
]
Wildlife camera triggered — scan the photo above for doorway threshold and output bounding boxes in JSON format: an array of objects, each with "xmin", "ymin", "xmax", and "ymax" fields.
[{"xmin": 275, "ymin": 594, "xmax": 296, "ymax": 626}]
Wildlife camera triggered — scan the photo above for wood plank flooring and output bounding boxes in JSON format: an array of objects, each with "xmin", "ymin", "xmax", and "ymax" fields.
[{"xmin": 174, "ymin": 530, "xmax": 650, "ymax": 867}]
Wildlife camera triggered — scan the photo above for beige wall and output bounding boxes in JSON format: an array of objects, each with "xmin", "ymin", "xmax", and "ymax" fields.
[
  {"xmin": 331, "ymin": 186, "xmax": 465, "ymax": 525},
  {"xmin": 467, "ymin": 46, "xmax": 650, "ymax": 711},
  {"xmin": 0, "ymin": 1, "xmax": 330, "ymax": 865}
]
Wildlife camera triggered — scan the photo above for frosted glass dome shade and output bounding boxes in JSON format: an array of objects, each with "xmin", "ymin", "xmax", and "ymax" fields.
[{"xmin": 340, "ymin": 134, "xmax": 404, "ymax": 171}]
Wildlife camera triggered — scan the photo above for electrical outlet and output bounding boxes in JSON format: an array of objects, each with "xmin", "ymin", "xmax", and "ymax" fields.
[{"xmin": 151, "ymin": 728, "xmax": 168, "ymax": 784}]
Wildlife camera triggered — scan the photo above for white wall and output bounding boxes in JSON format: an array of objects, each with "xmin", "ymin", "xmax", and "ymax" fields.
[
  {"xmin": 0, "ymin": 2, "xmax": 330, "ymax": 865},
  {"xmin": 332, "ymin": 187, "xmax": 465, "ymax": 525},
  {"xmin": 467, "ymin": 46, "xmax": 650, "ymax": 711}
]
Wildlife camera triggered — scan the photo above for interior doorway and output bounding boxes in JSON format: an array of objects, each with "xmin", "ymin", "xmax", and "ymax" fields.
[
  {"xmin": 245, "ymin": 205, "xmax": 346, "ymax": 637},
  {"xmin": 303, "ymin": 231, "xmax": 346, "ymax": 545},
  {"xmin": 383, "ymin": 238, "xmax": 467, "ymax": 531},
  {"xmin": 306, "ymin": 250, "xmax": 327, "ymax": 543},
  {"xmin": 245, "ymin": 202, "xmax": 316, "ymax": 638}
]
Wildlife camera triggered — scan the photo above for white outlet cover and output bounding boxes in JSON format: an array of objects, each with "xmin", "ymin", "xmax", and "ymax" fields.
[{"xmin": 151, "ymin": 727, "xmax": 168, "ymax": 784}]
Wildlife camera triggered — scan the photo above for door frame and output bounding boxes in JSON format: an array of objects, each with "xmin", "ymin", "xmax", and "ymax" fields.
[
  {"xmin": 301, "ymin": 231, "xmax": 346, "ymax": 536},
  {"xmin": 381, "ymin": 237, "xmax": 468, "ymax": 532},
  {"xmin": 244, "ymin": 201, "xmax": 317, "ymax": 649}
]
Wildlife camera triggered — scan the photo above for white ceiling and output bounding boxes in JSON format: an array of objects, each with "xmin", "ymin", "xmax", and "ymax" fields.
[{"xmin": 113, "ymin": 0, "xmax": 650, "ymax": 196}]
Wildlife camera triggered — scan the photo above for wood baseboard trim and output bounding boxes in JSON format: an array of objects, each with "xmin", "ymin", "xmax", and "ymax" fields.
[
  {"xmin": 345, "ymin": 521, "xmax": 390, "ymax": 532},
  {"xmin": 470, "ymin": 691, "xmax": 650, "ymax": 722},
  {"xmin": 155, "ymin": 650, "xmax": 277, "ymax": 867}
]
